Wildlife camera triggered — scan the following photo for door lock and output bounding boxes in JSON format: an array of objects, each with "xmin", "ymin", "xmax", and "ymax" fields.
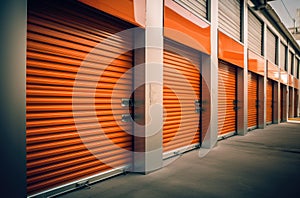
[
  {"xmin": 121, "ymin": 98, "xmax": 133, "ymax": 107},
  {"xmin": 195, "ymin": 100, "xmax": 204, "ymax": 113},
  {"xmin": 121, "ymin": 114, "xmax": 132, "ymax": 122}
]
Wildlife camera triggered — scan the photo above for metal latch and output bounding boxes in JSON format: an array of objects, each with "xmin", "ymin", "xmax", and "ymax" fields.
[
  {"xmin": 76, "ymin": 180, "xmax": 90, "ymax": 189},
  {"xmin": 121, "ymin": 98, "xmax": 134, "ymax": 122},
  {"xmin": 195, "ymin": 100, "xmax": 203, "ymax": 113},
  {"xmin": 121, "ymin": 98, "xmax": 133, "ymax": 107},
  {"xmin": 121, "ymin": 114, "xmax": 132, "ymax": 122},
  {"xmin": 233, "ymin": 100, "xmax": 240, "ymax": 111}
]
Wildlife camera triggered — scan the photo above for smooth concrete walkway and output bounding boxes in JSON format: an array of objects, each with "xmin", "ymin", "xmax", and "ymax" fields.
[{"xmin": 60, "ymin": 123, "xmax": 300, "ymax": 198}]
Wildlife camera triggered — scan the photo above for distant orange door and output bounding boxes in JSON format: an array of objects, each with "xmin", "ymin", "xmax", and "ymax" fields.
[
  {"xmin": 266, "ymin": 79, "xmax": 273, "ymax": 123},
  {"xmin": 295, "ymin": 89, "xmax": 299, "ymax": 117},
  {"xmin": 218, "ymin": 60, "xmax": 237, "ymax": 135},
  {"xmin": 281, "ymin": 85, "xmax": 287, "ymax": 122},
  {"xmin": 163, "ymin": 39, "xmax": 201, "ymax": 153},
  {"xmin": 248, "ymin": 72, "xmax": 258, "ymax": 128},
  {"xmin": 27, "ymin": 0, "xmax": 134, "ymax": 195},
  {"xmin": 289, "ymin": 87, "xmax": 293, "ymax": 118}
]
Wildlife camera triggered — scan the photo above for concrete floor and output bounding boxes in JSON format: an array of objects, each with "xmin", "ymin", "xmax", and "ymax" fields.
[{"xmin": 59, "ymin": 122, "xmax": 300, "ymax": 198}]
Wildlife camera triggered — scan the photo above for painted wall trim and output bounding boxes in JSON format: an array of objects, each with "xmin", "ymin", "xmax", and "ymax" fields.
[
  {"xmin": 79, "ymin": 0, "xmax": 146, "ymax": 27},
  {"xmin": 218, "ymin": 30, "xmax": 244, "ymax": 68},
  {"xmin": 248, "ymin": 49, "xmax": 265, "ymax": 76},
  {"xmin": 164, "ymin": 0, "xmax": 211, "ymax": 54}
]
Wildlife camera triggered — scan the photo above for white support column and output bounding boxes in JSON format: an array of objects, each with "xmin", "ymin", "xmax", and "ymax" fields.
[
  {"xmin": 241, "ymin": 0, "xmax": 248, "ymax": 134},
  {"xmin": 0, "ymin": 0, "xmax": 26, "ymax": 197},
  {"xmin": 262, "ymin": 34, "xmax": 267, "ymax": 128},
  {"xmin": 201, "ymin": 0, "xmax": 218, "ymax": 150},
  {"xmin": 258, "ymin": 20, "xmax": 267, "ymax": 129},
  {"xmin": 276, "ymin": 36, "xmax": 281, "ymax": 123},
  {"xmin": 133, "ymin": 0, "xmax": 164, "ymax": 174},
  {"xmin": 286, "ymin": 44, "xmax": 290, "ymax": 120},
  {"xmin": 144, "ymin": 0, "xmax": 164, "ymax": 172},
  {"xmin": 291, "ymin": 56, "xmax": 296, "ymax": 117}
]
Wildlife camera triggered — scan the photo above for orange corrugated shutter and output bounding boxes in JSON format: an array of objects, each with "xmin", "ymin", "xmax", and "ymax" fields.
[
  {"xmin": 248, "ymin": 72, "xmax": 258, "ymax": 128},
  {"xmin": 295, "ymin": 89, "xmax": 299, "ymax": 117},
  {"xmin": 281, "ymin": 85, "xmax": 287, "ymax": 122},
  {"xmin": 218, "ymin": 60, "xmax": 237, "ymax": 135},
  {"xmin": 27, "ymin": 0, "xmax": 133, "ymax": 195},
  {"xmin": 289, "ymin": 87, "xmax": 293, "ymax": 118},
  {"xmin": 163, "ymin": 40, "xmax": 201, "ymax": 153},
  {"xmin": 266, "ymin": 79, "xmax": 273, "ymax": 123}
]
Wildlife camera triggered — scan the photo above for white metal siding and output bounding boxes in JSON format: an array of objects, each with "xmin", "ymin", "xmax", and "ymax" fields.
[
  {"xmin": 288, "ymin": 51, "xmax": 294, "ymax": 75},
  {"xmin": 267, "ymin": 29, "xmax": 277, "ymax": 64},
  {"xmin": 248, "ymin": 9, "xmax": 263, "ymax": 55},
  {"xmin": 174, "ymin": 0, "xmax": 207, "ymax": 19},
  {"xmin": 296, "ymin": 58, "xmax": 299, "ymax": 78},
  {"xmin": 280, "ymin": 42, "xmax": 287, "ymax": 70},
  {"xmin": 218, "ymin": 0, "xmax": 241, "ymax": 41}
]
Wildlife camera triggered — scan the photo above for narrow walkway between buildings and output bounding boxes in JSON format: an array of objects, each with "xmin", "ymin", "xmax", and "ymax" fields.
[{"xmin": 60, "ymin": 122, "xmax": 300, "ymax": 198}]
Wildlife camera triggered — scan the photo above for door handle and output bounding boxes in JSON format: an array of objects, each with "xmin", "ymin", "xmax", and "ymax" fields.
[
  {"xmin": 195, "ymin": 100, "xmax": 204, "ymax": 113},
  {"xmin": 121, "ymin": 114, "xmax": 132, "ymax": 122},
  {"xmin": 121, "ymin": 98, "xmax": 133, "ymax": 122},
  {"xmin": 121, "ymin": 98, "xmax": 133, "ymax": 107}
]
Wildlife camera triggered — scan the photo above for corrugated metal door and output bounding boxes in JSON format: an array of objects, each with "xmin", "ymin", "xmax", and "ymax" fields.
[
  {"xmin": 248, "ymin": 72, "xmax": 258, "ymax": 128},
  {"xmin": 280, "ymin": 42, "xmax": 287, "ymax": 70},
  {"xmin": 163, "ymin": 40, "xmax": 201, "ymax": 153},
  {"xmin": 288, "ymin": 51, "xmax": 294, "ymax": 75},
  {"xmin": 267, "ymin": 29, "xmax": 277, "ymax": 64},
  {"xmin": 218, "ymin": 0, "xmax": 241, "ymax": 41},
  {"xmin": 174, "ymin": 0, "xmax": 207, "ymax": 19},
  {"xmin": 218, "ymin": 60, "xmax": 237, "ymax": 135},
  {"xmin": 289, "ymin": 87, "xmax": 293, "ymax": 118},
  {"xmin": 27, "ymin": 0, "xmax": 133, "ymax": 195},
  {"xmin": 295, "ymin": 89, "xmax": 299, "ymax": 117},
  {"xmin": 266, "ymin": 79, "xmax": 273, "ymax": 123},
  {"xmin": 281, "ymin": 85, "xmax": 287, "ymax": 122},
  {"xmin": 248, "ymin": 9, "xmax": 263, "ymax": 55},
  {"xmin": 295, "ymin": 58, "xmax": 299, "ymax": 78}
]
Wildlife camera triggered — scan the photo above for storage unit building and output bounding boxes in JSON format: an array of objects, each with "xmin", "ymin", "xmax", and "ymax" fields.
[{"xmin": 4, "ymin": 0, "xmax": 300, "ymax": 197}]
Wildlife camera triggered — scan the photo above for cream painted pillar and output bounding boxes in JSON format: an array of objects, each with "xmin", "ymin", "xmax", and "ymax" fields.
[
  {"xmin": 239, "ymin": 0, "xmax": 248, "ymax": 135},
  {"xmin": 286, "ymin": 44, "xmax": 291, "ymax": 120},
  {"xmin": 133, "ymin": 0, "xmax": 163, "ymax": 174},
  {"xmin": 200, "ymin": 0, "xmax": 218, "ymax": 150},
  {"xmin": 274, "ymin": 36, "xmax": 281, "ymax": 123}
]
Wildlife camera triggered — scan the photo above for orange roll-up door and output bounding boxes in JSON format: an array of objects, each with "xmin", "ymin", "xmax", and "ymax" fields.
[
  {"xmin": 266, "ymin": 79, "xmax": 273, "ymax": 123},
  {"xmin": 163, "ymin": 40, "xmax": 201, "ymax": 153},
  {"xmin": 218, "ymin": 60, "xmax": 237, "ymax": 135},
  {"xmin": 280, "ymin": 85, "xmax": 287, "ymax": 122},
  {"xmin": 27, "ymin": 0, "xmax": 133, "ymax": 195},
  {"xmin": 289, "ymin": 87, "xmax": 293, "ymax": 118},
  {"xmin": 295, "ymin": 89, "xmax": 299, "ymax": 117},
  {"xmin": 248, "ymin": 72, "xmax": 258, "ymax": 128}
]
